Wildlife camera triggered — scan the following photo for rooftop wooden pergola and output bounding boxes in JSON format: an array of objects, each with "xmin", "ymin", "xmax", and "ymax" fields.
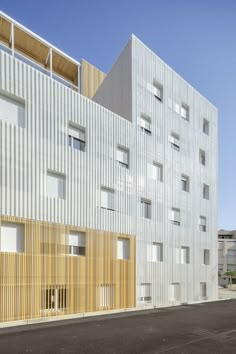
[{"xmin": 0, "ymin": 11, "xmax": 80, "ymax": 89}]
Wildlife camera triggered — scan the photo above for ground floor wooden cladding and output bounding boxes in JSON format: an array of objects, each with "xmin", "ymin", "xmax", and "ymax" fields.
[{"xmin": 0, "ymin": 216, "xmax": 136, "ymax": 322}]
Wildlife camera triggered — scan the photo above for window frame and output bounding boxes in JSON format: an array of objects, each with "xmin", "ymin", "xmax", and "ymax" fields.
[{"xmin": 141, "ymin": 198, "xmax": 152, "ymax": 219}]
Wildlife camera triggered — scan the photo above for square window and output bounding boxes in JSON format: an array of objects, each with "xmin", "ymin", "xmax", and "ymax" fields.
[
  {"xmin": 139, "ymin": 283, "xmax": 152, "ymax": 302},
  {"xmin": 117, "ymin": 146, "xmax": 129, "ymax": 169},
  {"xmin": 153, "ymin": 81, "xmax": 163, "ymax": 102},
  {"xmin": 117, "ymin": 238, "xmax": 130, "ymax": 260},
  {"xmin": 0, "ymin": 222, "xmax": 25, "ymax": 253},
  {"xmin": 203, "ymin": 118, "xmax": 209, "ymax": 135},
  {"xmin": 0, "ymin": 92, "xmax": 25, "ymax": 127},
  {"xmin": 203, "ymin": 184, "xmax": 210, "ymax": 200},
  {"xmin": 68, "ymin": 231, "xmax": 86, "ymax": 256},
  {"xmin": 199, "ymin": 216, "xmax": 207, "ymax": 232},
  {"xmin": 101, "ymin": 187, "xmax": 115, "ymax": 211},
  {"xmin": 43, "ymin": 287, "xmax": 66, "ymax": 311},
  {"xmin": 169, "ymin": 208, "xmax": 180, "ymax": 226},
  {"xmin": 170, "ymin": 132, "xmax": 180, "ymax": 151},
  {"xmin": 199, "ymin": 149, "xmax": 206, "ymax": 166},
  {"xmin": 47, "ymin": 171, "xmax": 66, "ymax": 199},
  {"xmin": 181, "ymin": 174, "xmax": 189, "ymax": 192},
  {"xmin": 140, "ymin": 114, "xmax": 151, "ymax": 135},
  {"xmin": 68, "ymin": 122, "xmax": 86, "ymax": 152},
  {"xmin": 181, "ymin": 104, "xmax": 189, "ymax": 121},
  {"xmin": 141, "ymin": 198, "xmax": 151, "ymax": 219}
]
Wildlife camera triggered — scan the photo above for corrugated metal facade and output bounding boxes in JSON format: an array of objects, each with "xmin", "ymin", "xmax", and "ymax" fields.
[{"xmin": 0, "ymin": 31, "xmax": 218, "ymax": 323}]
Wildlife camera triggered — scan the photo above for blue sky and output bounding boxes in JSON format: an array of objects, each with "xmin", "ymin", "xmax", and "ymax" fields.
[{"xmin": 1, "ymin": 0, "xmax": 236, "ymax": 229}]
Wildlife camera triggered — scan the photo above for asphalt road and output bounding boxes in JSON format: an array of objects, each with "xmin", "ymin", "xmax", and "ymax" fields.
[{"xmin": 0, "ymin": 300, "xmax": 236, "ymax": 353}]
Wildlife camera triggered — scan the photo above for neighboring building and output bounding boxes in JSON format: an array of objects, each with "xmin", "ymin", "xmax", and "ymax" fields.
[
  {"xmin": 0, "ymin": 11, "xmax": 218, "ymax": 324},
  {"xmin": 218, "ymin": 230, "xmax": 236, "ymax": 278}
]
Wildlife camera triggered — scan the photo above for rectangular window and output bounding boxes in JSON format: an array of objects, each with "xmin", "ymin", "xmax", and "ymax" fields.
[
  {"xmin": 117, "ymin": 238, "xmax": 130, "ymax": 260},
  {"xmin": 153, "ymin": 162, "xmax": 163, "ymax": 182},
  {"xmin": 44, "ymin": 287, "xmax": 66, "ymax": 311},
  {"xmin": 117, "ymin": 146, "xmax": 129, "ymax": 169},
  {"xmin": 68, "ymin": 123, "xmax": 86, "ymax": 151},
  {"xmin": 181, "ymin": 174, "xmax": 189, "ymax": 192},
  {"xmin": 181, "ymin": 103, "xmax": 189, "ymax": 121},
  {"xmin": 181, "ymin": 246, "xmax": 190, "ymax": 264},
  {"xmin": 100, "ymin": 284, "xmax": 115, "ymax": 307},
  {"xmin": 170, "ymin": 283, "xmax": 181, "ymax": 301},
  {"xmin": 141, "ymin": 198, "xmax": 151, "ymax": 219},
  {"xmin": 169, "ymin": 208, "xmax": 180, "ymax": 226},
  {"xmin": 170, "ymin": 132, "xmax": 180, "ymax": 151},
  {"xmin": 203, "ymin": 118, "xmax": 209, "ymax": 135},
  {"xmin": 153, "ymin": 81, "xmax": 163, "ymax": 102},
  {"xmin": 152, "ymin": 242, "xmax": 163, "ymax": 262},
  {"xmin": 199, "ymin": 216, "xmax": 207, "ymax": 232},
  {"xmin": 101, "ymin": 187, "xmax": 115, "ymax": 211},
  {"xmin": 203, "ymin": 184, "xmax": 210, "ymax": 200},
  {"xmin": 0, "ymin": 92, "xmax": 25, "ymax": 127},
  {"xmin": 68, "ymin": 231, "xmax": 86, "ymax": 256},
  {"xmin": 200, "ymin": 282, "xmax": 207, "ymax": 299},
  {"xmin": 199, "ymin": 149, "xmax": 206, "ymax": 166},
  {"xmin": 203, "ymin": 249, "xmax": 210, "ymax": 265},
  {"xmin": 47, "ymin": 171, "xmax": 66, "ymax": 199},
  {"xmin": 140, "ymin": 114, "xmax": 151, "ymax": 135},
  {"xmin": 174, "ymin": 102, "xmax": 180, "ymax": 114},
  {"xmin": 139, "ymin": 283, "xmax": 152, "ymax": 302},
  {"xmin": 0, "ymin": 222, "xmax": 24, "ymax": 253}
]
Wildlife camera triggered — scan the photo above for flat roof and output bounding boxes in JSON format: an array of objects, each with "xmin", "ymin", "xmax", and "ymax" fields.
[{"xmin": 0, "ymin": 11, "xmax": 80, "ymax": 85}]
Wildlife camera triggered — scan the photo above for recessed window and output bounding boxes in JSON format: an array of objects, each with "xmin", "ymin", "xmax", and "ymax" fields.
[
  {"xmin": 101, "ymin": 187, "xmax": 115, "ymax": 211},
  {"xmin": 152, "ymin": 162, "xmax": 163, "ymax": 182},
  {"xmin": 68, "ymin": 231, "xmax": 86, "ymax": 256},
  {"xmin": 199, "ymin": 216, "xmax": 207, "ymax": 232},
  {"xmin": 43, "ymin": 287, "xmax": 66, "ymax": 311},
  {"xmin": 117, "ymin": 238, "xmax": 130, "ymax": 260},
  {"xmin": 139, "ymin": 283, "xmax": 152, "ymax": 302},
  {"xmin": 68, "ymin": 122, "xmax": 86, "ymax": 152},
  {"xmin": 170, "ymin": 283, "xmax": 181, "ymax": 302},
  {"xmin": 153, "ymin": 81, "xmax": 163, "ymax": 102},
  {"xmin": 181, "ymin": 174, "xmax": 189, "ymax": 192},
  {"xmin": 141, "ymin": 198, "xmax": 151, "ymax": 219},
  {"xmin": 181, "ymin": 246, "xmax": 190, "ymax": 264},
  {"xmin": 203, "ymin": 118, "xmax": 209, "ymax": 135},
  {"xmin": 0, "ymin": 92, "xmax": 25, "ymax": 127},
  {"xmin": 203, "ymin": 249, "xmax": 210, "ymax": 265},
  {"xmin": 199, "ymin": 149, "xmax": 206, "ymax": 166},
  {"xmin": 47, "ymin": 171, "xmax": 66, "ymax": 199},
  {"xmin": 151, "ymin": 242, "xmax": 163, "ymax": 262},
  {"xmin": 181, "ymin": 103, "xmax": 189, "ymax": 121},
  {"xmin": 117, "ymin": 146, "xmax": 129, "ymax": 169},
  {"xmin": 170, "ymin": 132, "xmax": 180, "ymax": 151},
  {"xmin": 140, "ymin": 114, "xmax": 151, "ymax": 135},
  {"xmin": 169, "ymin": 208, "xmax": 180, "ymax": 226},
  {"xmin": 174, "ymin": 102, "xmax": 180, "ymax": 114},
  {"xmin": 0, "ymin": 222, "xmax": 24, "ymax": 253},
  {"xmin": 203, "ymin": 184, "xmax": 210, "ymax": 200}
]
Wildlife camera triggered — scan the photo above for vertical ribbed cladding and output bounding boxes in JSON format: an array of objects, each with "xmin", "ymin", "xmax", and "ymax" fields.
[
  {"xmin": 0, "ymin": 216, "xmax": 135, "ymax": 322},
  {"xmin": 132, "ymin": 36, "xmax": 217, "ymax": 306},
  {"xmin": 0, "ymin": 50, "xmax": 133, "ymax": 235}
]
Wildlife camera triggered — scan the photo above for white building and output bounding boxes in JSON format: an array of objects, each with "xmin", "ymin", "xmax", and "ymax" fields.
[{"xmin": 0, "ymin": 11, "xmax": 218, "ymax": 323}]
